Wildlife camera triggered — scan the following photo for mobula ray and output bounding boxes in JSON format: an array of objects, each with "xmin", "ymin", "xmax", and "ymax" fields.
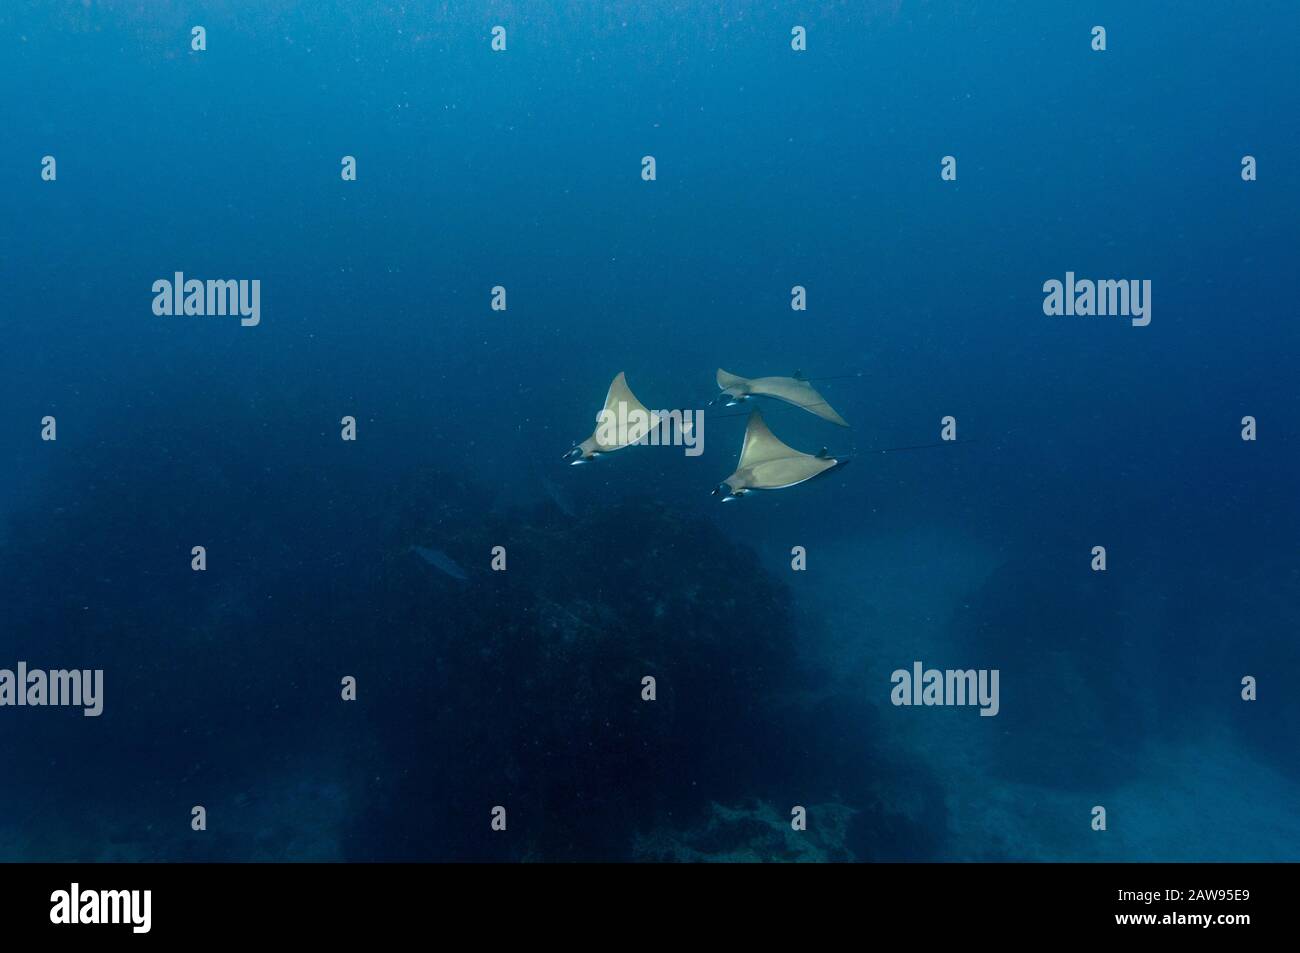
[
  {"xmin": 713, "ymin": 408, "xmax": 848, "ymax": 501},
  {"xmin": 713, "ymin": 368, "xmax": 849, "ymax": 427},
  {"xmin": 564, "ymin": 372, "xmax": 661, "ymax": 464}
]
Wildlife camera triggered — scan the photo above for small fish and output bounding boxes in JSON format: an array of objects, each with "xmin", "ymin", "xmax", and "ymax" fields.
[{"xmin": 410, "ymin": 545, "xmax": 469, "ymax": 581}]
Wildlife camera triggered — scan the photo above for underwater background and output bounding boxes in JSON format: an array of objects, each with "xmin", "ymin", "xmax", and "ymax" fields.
[{"xmin": 2, "ymin": 0, "xmax": 1298, "ymax": 861}]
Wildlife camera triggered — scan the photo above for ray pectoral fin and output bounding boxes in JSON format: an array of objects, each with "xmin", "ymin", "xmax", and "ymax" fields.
[
  {"xmin": 717, "ymin": 368, "xmax": 747, "ymax": 391},
  {"xmin": 738, "ymin": 408, "xmax": 804, "ymax": 469},
  {"xmin": 576, "ymin": 373, "xmax": 664, "ymax": 455},
  {"xmin": 744, "ymin": 374, "xmax": 850, "ymax": 426},
  {"xmin": 812, "ymin": 396, "xmax": 850, "ymax": 427},
  {"xmin": 602, "ymin": 371, "xmax": 630, "ymax": 413},
  {"xmin": 789, "ymin": 388, "xmax": 849, "ymax": 427},
  {"xmin": 605, "ymin": 372, "xmax": 654, "ymax": 418},
  {"xmin": 748, "ymin": 457, "xmax": 832, "ymax": 490},
  {"xmin": 603, "ymin": 374, "xmax": 661, "ymax": 448}
]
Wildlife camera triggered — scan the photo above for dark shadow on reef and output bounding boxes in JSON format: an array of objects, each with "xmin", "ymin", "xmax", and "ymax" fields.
[
  {"xmin": 351, "ymin": 494, "xmax": 852, "ymax": 858},
  {"xmin": 1, "ymin": 385, "xmax": 948, "ymax": 861},
  {"xmin": 349, "ymin": 490, "xmax": 945, "ymax": 861}
]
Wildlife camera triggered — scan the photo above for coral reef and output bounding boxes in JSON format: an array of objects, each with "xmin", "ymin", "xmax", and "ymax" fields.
[
  {"xmin": 633, "ymin": 799, "xmax": 858, "ymax": 863},
  {"xmin": 0, "ymin": 391, "xmax": 946, "ymax": 860},
  {"xmin": 350, "ymin": 496, "xmax": 806, "ymax": 860}
]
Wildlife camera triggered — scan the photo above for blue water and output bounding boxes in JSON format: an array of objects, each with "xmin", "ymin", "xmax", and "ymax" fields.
[{"xmin": 2, "ymin": 1, "xmax": 1298, "ymax": 861}]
